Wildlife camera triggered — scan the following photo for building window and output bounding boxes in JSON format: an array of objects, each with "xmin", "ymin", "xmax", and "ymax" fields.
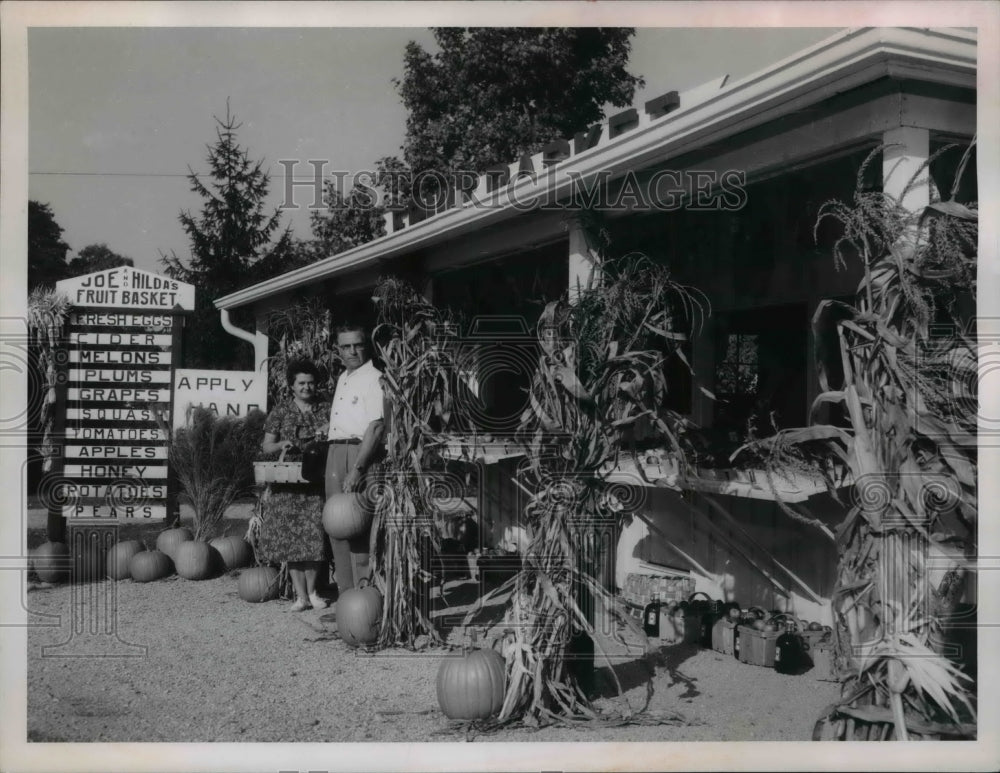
[
  {"xmin": 716, "ymin": 333, "xmax": 759, "ymax": 402},
  {"xmin": 713, "ymin": 304, "xmax": 807, "ymax": 443}
]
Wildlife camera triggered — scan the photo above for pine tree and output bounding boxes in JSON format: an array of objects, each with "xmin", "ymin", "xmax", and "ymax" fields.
[{"xmin": 161, "ymin": 102, "xmax": 291, "ymax": 368}]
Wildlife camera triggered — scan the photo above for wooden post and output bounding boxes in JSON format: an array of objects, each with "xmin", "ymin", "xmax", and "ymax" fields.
[
  {"xmin": 166, "ymin": 312, "xmax": 184, "ymax": 526},
  {"xmin": 45, "ymin": 332, "xmax": 68, "ymax": 544}
]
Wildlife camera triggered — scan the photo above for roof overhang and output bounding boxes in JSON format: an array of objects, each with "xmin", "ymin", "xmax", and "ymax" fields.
[{"xmin": 216, "ymin": 26, "xmax": 976, "ymax": 312}]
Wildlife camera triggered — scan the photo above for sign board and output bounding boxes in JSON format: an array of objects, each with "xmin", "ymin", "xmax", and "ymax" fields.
[
  {"xmin": 55, "ymin": 269, "xmax": 192, "ymax": 522},
  {"xmin": 64, "ymin": 465, "xmax": 170, "ymax": 478},
  {"xmin": 62, "ymin": 504, "xmax": 168, "ymax": 520},
  {"xmin": 55, "ymin": 266, "xmax": 195, "ymax": 311},
  {"xmin": 172, "ymin": 369, "xmax": 266, "ymax": 430}
]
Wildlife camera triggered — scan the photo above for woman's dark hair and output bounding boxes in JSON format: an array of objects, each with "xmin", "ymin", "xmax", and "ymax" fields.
[{"xmin": 286, "ymin": 359, "xmax": 321, "ymax": 387}]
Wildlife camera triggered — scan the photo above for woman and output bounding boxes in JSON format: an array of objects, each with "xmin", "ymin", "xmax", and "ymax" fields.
[{"xmin": 258, "ymin": 359, "xmax": 331, "ymax": 611}]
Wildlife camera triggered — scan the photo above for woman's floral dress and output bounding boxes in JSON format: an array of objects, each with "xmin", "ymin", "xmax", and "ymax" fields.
[{"xmin": 256, "ymin": 399, "xmax": 330, "ymax": 563}]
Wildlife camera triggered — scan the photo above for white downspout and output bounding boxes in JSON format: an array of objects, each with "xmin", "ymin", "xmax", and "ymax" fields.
[{"xmin": 219, "ymin": 307, "xmax": 269, "ymax": 376}]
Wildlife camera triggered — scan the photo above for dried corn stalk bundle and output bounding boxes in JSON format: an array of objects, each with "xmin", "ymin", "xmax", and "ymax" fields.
[
  {"xmin": 264, "ymin": 298, "xmax": 340, "ymax": 404},
  {"xmin": 739, "ymin": 144, "xmax": 979, "ymax": 740},
  {"xmin": 370, "ymin": 277, "xmax": 460, "ymax": 648},
  {"xmin": 27, "ymin": 288, "xmax": 71, "ymax": 473},
  {"xmin": 485, "ymin": 253, "xmax": 707, "ymax": 726}
]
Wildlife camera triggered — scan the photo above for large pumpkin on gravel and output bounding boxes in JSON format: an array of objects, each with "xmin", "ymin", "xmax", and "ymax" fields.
[
  {"xmin": 107, "ymin": 540, "xmax": 145, "ymax": 580},
  {"xmin": 209, "ymin": 536, "xmax": 253, "ymax": 570},
  {"xmin": 436, "ymin": 646, "xmax": 506, "ymax": 720},
  {"xmin": 32, "ymin": 541, "xmax": 70, "ymax": 583},
  {"xmin": 156, "ymin": 527, "xmax": 193, "ymax": 559},
  {"xmin": 130, "ymin": 550, "xmax": 173, "ymax": 582},
  {"xmin": 322, "ymin": 493, "xmax": 372, "ymax": 540},
  {"xmin": 174, "ymin": 541, "xmax": 215, "ymax": 580},
  {"xmin": 238, "ymin": 566, "xmax": 280, "ymax": 602},
  {"xmin": 337, "ymin": 580, "xmax": 382, "ymax": 646}
]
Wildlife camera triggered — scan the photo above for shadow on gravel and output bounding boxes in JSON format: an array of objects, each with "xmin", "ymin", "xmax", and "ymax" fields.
[
  {"xmin": 647, "ymin": 642, "xmax": 702, "ymax": 699},
  {"xmin": 593, "ymin": 655, "xmax": 657, "ymax": 699}
]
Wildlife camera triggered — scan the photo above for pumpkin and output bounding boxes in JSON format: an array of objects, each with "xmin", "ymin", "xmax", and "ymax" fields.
[
  {"xmin": 107, "ymin": 540, "xmax": 145, "ymax": 580},
  {"xmin": 130, "ymin": 550, "xmax": 173, "ymax": 582},
  {"xmin": 174, "ymin": 541, "xmax": 215, "ymax": 580},
  {"xmin": 322, "ymin": 493, "xmax": 372, "ymax": 540},
  {"xmin": 32, "ymin": 541, "xmax": 70, "ymax": 583},
  {"xmin": 436, "ymin": 644, "xmax": 507, "ymax": 720},
  {"xmin": 238, "ymin": 566, "xmax": 280, "ymax": 602},
  {"xmin": 209, "ymin": 536, "xmax": 253, "ymax": 571},
  {"xmin": 337, "ymin": 580, "xmax": 382, "ymax": 647},
  {"xmin": 70, "ymin": 530, "xmax": 110, "ymax": 583},
  {"xmin": 808, "ymin": 621, "xmax": 823, "ymax": 631},
  {"xmin": 156, "ymin": 526, "xmax": 193, "ymax": 559}
]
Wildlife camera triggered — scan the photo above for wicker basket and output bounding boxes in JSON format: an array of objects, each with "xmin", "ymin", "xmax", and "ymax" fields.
[{"xmin": 253, "ymin": 447, "xmax": 307, "ymax": 485}]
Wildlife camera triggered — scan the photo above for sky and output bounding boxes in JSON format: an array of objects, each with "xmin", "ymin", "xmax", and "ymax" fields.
[{"xmin": 27, "ymin": 26, "xmax": 841, "ymax": 274}]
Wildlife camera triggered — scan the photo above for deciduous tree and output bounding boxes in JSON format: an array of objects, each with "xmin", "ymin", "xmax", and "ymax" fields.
[
  {"xmin": 309, "ymin": 29, "xmax": 642, "ymax": 259},
  {"xmin": 28, "ymin": 200, "xmax": 71, "ymax": 290},
  {"xmin": 66, "ymin": 243, "xmax": 133, "ymax": 277},
  {"xmin": 397, "ymin": 28, "xmax": 643, "ymax": 176}
]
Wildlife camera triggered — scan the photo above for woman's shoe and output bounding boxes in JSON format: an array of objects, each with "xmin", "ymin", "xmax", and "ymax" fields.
[
  {"xmin": 290, "ymin": 597, "xmax": 311, "ymax": 612},
  {"xmin": 309, "ymin": 592, "xmax": 329, "ymax": 610}
]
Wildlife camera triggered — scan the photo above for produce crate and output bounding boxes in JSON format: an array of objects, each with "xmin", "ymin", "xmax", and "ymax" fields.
[
  {"xmin": 737, "ymin": 624, "xmax": 780, "ymax": 667},
  {"xmin": 808, "ymin": 640, "xmax": 838, "ymax": 681},
  {"xmin": 799, "ymin": 627, "xmax": 833, "ymax": 650},
  {"xmin": 622, "ymin": 572, "xmax": 695, "ymax": 609},
  {"xmin": 711, "ymin": 618, "xmax": 738, "ymax": 655}
]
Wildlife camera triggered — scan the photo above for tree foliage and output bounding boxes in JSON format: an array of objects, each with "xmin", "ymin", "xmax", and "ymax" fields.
[
  {"xmin": 397, "ymin": 28, "xmax": 644, "ymax": 176},
  {"xmin": 309, "ymin": 29, "xmax": 642, "ymax": 260},
  {"xmin": 161, "ymin": 103, "xmax": 292, "ymax": 368},
  {"xmin": 308, "ymin": 156, "xmax": 411, "ymax": 257},
  {"xmin": 28, "ymin": 200, "xmax": 71, "ymax": 290},
  {"xmin": 66, "ymin": 243, "xmax": 134, "ymax": 277}
]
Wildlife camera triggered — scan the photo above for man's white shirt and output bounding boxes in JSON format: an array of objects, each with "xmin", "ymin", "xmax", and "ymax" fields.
[{"xmin": 327, "ymin": 360, "xmax": 384, "ymax": 440}]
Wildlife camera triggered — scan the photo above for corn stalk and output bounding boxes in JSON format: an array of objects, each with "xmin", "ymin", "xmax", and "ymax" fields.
[
  {"xmin": 736, "ymin": 143, "xmax": 978, "ymax": 739},
  {"xmin": 482, "ymin": 252, "xmax": 708, "ymax": 726},
  {"xmin": 27, "ymin": 288, "xmax": 71, "ymax": 475},
  {"xmin": 369, "ymin": 277, "xmax": 460, "ymax": 647},
  {"xmin": 264, "ymin": 298, "xmax": 341, "ymax": 404}
]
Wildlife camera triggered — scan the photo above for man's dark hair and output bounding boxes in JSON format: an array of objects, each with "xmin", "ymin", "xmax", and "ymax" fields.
[
  {"xmin": 335, "ymin": 323, "xmax": 368, "ymax": 340},
  {"xmin": 285, "ymin": 359, "xmax": 321, "ymax": 386}
]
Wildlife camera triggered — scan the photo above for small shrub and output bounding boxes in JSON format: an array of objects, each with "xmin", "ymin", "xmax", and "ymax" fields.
[{"xmin": 168, "ymin": 407, "xmax": 264, "ymax": 541}]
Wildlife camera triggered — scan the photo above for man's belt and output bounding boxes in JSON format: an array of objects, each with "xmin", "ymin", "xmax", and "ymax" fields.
[{"xmin": 328, "ymin": 438, "xmax": 362, "ymax": 445}]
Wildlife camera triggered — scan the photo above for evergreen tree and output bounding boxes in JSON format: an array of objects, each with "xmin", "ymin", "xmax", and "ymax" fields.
[{"xmin": 161, "ymin": 103, "xmax": 291, "ymax": 368}]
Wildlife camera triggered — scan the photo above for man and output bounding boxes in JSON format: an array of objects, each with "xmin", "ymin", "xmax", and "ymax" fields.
[{"xmin": 325, "ymin": 324, "xmax": 384, "ymax": 594}]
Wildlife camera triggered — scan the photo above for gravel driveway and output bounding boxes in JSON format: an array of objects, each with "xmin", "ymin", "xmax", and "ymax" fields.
[{"xmin": 26, "ymin": 570, "xmax": 841, "ymax": 744}]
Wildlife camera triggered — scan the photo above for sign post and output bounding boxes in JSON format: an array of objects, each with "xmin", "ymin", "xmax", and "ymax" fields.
[{"xmin": 54, "ymin": 268, "xmax": 195, "ymax": 533}]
